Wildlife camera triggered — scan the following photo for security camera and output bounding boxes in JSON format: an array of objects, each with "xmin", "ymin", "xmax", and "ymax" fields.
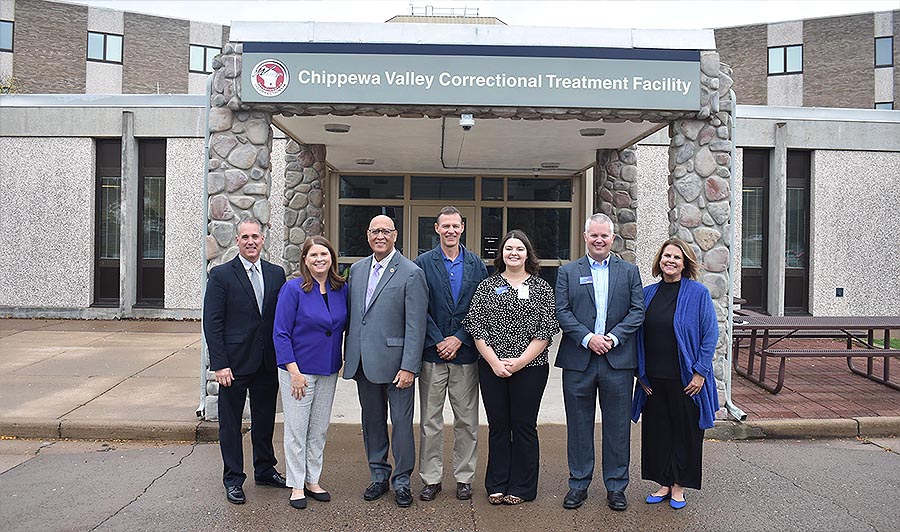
[{"xmin": 459, "ymin": 114, "xmax": 475, "ymax": 131}]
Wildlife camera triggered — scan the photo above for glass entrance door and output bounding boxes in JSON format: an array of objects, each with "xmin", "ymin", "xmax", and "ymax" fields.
[{"xmin": 409, "ymin": 206, "xmax": 478, "ymax": 259}]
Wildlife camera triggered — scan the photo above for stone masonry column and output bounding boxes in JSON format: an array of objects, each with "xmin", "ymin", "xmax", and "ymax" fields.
[
  {"xmin": 596, "ymin": 146, "xmax": 639, "ymax": 264},
  {"xmin": 667, "ymin": 52, "xmax": 735, "ymax": 410},
  {"xmin": 203, "ymin": 43, "xmax": 276, "ymax": 420},
  {"xmin": 283, "ymin": 140, "xmax": 327, "ymax": 276}
]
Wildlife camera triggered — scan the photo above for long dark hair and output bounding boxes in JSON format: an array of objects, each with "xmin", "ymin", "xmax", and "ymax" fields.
[
  {"xmin": 298, "ymin": 236, "xmax": 346, "ymax": 292},
  {"xmin": 493, "ymin": 229, "xmax": 540, "ymax": 275}
]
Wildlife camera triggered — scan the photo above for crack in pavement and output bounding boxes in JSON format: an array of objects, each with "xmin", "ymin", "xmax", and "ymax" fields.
[
  {"xmin": 731, "ymin": 441, "xmax": 879, "ymax": 532},
  {"xmin": 0, "ymin": 440, "xmax": 57, "ymax": 477},
  {"xmin": 88, "ymin": 437, "xmax": 201, "ymax": 532},
  {"xmin": 860, "ymin": 437, "xmax": 899, "ymax": 456}
]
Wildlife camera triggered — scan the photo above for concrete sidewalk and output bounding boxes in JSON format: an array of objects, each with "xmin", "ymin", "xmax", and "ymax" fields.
[{"xmin": 0, "ymin": 318, "xmax": 898, "ymax": 442}]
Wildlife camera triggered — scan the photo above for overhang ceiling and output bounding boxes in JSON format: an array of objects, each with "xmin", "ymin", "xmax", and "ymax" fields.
[{"xmin": 272, "ymin": 115, "xmax": 665, "ymax": 175}]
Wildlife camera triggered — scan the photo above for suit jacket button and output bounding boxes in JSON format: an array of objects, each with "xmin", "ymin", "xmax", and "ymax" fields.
[
  {"xmin": 362, "ymin": 320, "xmax": 366, "ymax": 325},
  {"xmin": 325, "ymin": 331, "xmax": 332, "ymax": 337}
]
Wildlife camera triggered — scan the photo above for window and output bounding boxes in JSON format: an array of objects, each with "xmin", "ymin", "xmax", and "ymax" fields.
[
  {"xmin": 768, "ymin": 45, "xmax": 802, "ymax": 75},
  {"xmin": 190, "ymin": 44, "xmax": 221, "ymax": 73},
  {"xmin": 94, "ymin": 139, "xmax": 122, "ymax": 306},
  {"xmin": 87, "ymin": 31, "xmax": 122, "ymax": 63},
  {"xmin": 875, "ymin": 102, "xmax": 894, "ymax": 110},
  {"xmin": 0, "ymin": 20, "xmax": 13, "ymax": 52},
  {"xmin": 875, "ymin": 37, "xmax": 893, "ymax": 67},
  {"xmin": 137, "ymin": 140, "xmax": 166, "ymax": 307}
]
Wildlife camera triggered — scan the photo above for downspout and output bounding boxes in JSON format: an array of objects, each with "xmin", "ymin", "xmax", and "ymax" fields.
[
  {"xmin": 724, "ymin": 88, "xmax": 747, "ymax": 422},
  {"xmin": 197, "ymin": 74, "xmax": 213, "ymax": 419}
]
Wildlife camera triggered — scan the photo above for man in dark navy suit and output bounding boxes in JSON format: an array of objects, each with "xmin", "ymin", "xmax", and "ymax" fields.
[{"xmin": 203, "ymin": 218, "xmax": 287, "ymax": 504}]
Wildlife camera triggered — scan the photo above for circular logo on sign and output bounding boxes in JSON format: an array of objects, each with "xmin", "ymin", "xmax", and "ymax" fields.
[{"xmin": 250, "ymin": 59, "xmax": 289, "ymax": 97}]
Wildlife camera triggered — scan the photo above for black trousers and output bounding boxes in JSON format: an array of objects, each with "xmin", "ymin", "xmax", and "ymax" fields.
[
  {"xmin": 218, "ymin": 365, "xmax": 279, "ymax": 487},
  {"xmin": 640, "ymin": 377, "xmax": 704, "ymax": 490},
  {"xmin": 478, "ymin": 359, "xmax": 548, "ymax": 500}
]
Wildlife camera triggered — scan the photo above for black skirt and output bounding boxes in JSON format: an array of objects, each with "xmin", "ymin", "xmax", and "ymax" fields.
[{"xmin": 640, "ymin": 376, "xmax": 705, "ymax": 490}]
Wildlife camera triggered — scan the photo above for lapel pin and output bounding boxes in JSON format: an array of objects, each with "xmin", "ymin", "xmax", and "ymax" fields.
[{"xmin": 389, "ymin": 268, "xmax": 395, "ymax": 273}]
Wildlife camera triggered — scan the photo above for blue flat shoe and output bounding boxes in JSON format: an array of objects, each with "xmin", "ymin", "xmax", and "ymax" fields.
[
  {"xmin": 646, "ymin": 492, "xmax": 671, "ymax": 504},
  {"xmin": 670, "ymin": 496, "xmax": 686, "ymax": 509}
]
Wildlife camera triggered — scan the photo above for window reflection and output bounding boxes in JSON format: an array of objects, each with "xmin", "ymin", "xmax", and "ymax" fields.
[
  {"xmin": 410, "ymin": 176, "xmax": 474, "ymax": 200},
  {"xmin": 339, "ymin": 206, "xmax": 403, "ymax": 256},
  {"xmin": 339, "ymin": 175, "xmax": 404, "ymax": 199},
  {"xmin": 741, "ymin": 188, "xmax": 763, "ymax": 268},
  {"xmin": 508, "ymin": 208, "xmax": 570, "ymax": 260}
]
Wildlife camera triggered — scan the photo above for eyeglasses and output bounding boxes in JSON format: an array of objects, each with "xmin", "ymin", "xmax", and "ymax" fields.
[{"xmin": 367, "ymin": 228, "xmax": 397, "ymax": 236}]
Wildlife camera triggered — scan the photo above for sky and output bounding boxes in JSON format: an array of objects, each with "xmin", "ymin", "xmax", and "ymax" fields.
[{"xmin": 65, "ymin": 0, "xmax": 900, "ymax": 29}]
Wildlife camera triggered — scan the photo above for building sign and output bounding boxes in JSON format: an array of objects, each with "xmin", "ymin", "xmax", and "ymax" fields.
[{"xmin": 241, "ymin": 43, "xmax": 701, "ymax": 110}]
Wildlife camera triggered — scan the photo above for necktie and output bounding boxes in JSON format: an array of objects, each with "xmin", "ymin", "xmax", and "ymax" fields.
[
  {"xmin": 365, "ymin": 263, "xmax": 383, "ymax": 308},
  {"xmin": 249, "ymin": 264, "xmax": 263, "ymax": 313}
]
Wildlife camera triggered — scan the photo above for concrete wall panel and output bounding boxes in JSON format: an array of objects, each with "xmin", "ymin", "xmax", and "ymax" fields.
[
  {"xmin": 715, "ymin": 25, "xmax": 768, "ymax": 105},
  {"xmin": 269, "ymin": 137, "xmax": 287, "ymax": 269},
  {"xmin": 874, "ymin": 11, "xmax": 893, "ymax": 37},
  {"xmin": 0, "ymin": 0, "xmax": 13, "ymax": 19},
  {"xmin": 804, "ymin": 13, "xmax": 874, "ymax": 108},
  {"xmin": 87, "ymin": 6, "xmax": 123, "ymax": 33},
  {"xmin": 768, "ymin": 21, "xmax": 802, "ymax": 47},
  {"xmin": 188, "ymin": 73, "xmax": 209, "ymax": 95},
  {"xmin": 0, "ymin": 137, "xmax": 94, "ymax": 307},
  {"xmin": 634, "ymin": 144, "xmax": 670, "ymax": 285},
  {"xmin": 85, "ymin": 61, "xmax": 122, "ymax": 94},
  {"xmin": 0, "ymin": 53, "xmax": 12, "ymax": 81},
  {"xmin": 122, "ymin": 12, "xmax": 189, "ymax": 94},
  {"xmin": 809, "ymin": 150, "xmax": 900, "ymax": 315},
  {"xmin": 767, "ymin": 74, "xmax": 803, "ymax": 107},
  {"xmin": 12, "ymin": 0, "xmax": 87, "ymax": 94},
  {"xmin": 190, "ymin": 21, "xmax": 223, "ymax": 47},
  {"xmin": 164, "ymin": 138, "xmax": 204, "ymax": 310},
  {"xmin": 875, "ymin": 67, "xmax": 894, "ymax": 104}
]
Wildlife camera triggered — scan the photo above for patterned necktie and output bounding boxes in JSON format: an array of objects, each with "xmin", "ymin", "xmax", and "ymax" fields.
[
  {"xmin": 249, "ymin": 264, "xmax": 263, "ymax": 313},
  {"xmin": 365, "ymin": 263, "xmax": 383, "ymax": 308}
]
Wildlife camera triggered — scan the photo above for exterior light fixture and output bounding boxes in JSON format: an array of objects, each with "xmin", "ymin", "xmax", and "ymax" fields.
[
  {"xmin": 355, "ymin": 158, "xmax": 375, "ymax": 165},
  {"xmin": 323, "ymin": 123, "xmax": 351, "ymax": 133},
  {"xmin": 541, "ymin": 162, "xmax": 561, "ymax": 169},
  {"xmin": 579, "ymin": 127, "xmax": 606, "ymax": 137}
]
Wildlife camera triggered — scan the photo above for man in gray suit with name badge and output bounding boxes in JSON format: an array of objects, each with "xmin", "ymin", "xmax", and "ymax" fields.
[
  {"xmin": 344, "ymin": 214, "xmax": 428, "ymax": 508},
  {"xmin": 555, "ymin": 213, "xmax": 644, "ymax": 512}
]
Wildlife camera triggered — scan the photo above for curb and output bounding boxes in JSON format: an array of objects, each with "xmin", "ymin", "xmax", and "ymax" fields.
[{"xmin": 3, "ymin": 417, "xmax": 899, "ymax": 443}]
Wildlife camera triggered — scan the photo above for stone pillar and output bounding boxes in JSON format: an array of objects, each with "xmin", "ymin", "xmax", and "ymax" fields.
[
  {"xmin": 667, "ymin": 52, "xmax": 734, "ymax": 410},
  {"xmin": 596, "ymin": 146, "xmax": 638, "ymax": 264},
  {"xmin": 203, "ymin": 43, "xmax": 276, "ymax": 420},
  {"xmin": 283, "ymin": 140, "xmax": 327, "ymax": 276},
  {"xmin": 119, "ymin": 110, "xmax": 138, "ymax": 318},
  {"xmin": 767, "ymin": 122, "xmax": 788, "ymax": 316}
]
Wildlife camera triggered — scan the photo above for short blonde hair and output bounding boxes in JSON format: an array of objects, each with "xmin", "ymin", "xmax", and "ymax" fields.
[{"xmin": 651, "ymin": 238, "xmax": 700, "ymax": 279}]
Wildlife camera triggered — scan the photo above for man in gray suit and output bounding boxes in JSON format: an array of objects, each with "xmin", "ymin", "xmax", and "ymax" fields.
[
  {"xmin": 555, "ymin": 213, "xmax": 644, "ymax": 511},
  {"xmin": 344, "ymin": 214, "xmax": 428, "ymax": 508}
]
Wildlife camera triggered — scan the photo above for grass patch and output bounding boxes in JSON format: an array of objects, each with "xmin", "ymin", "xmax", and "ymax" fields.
[{"xmin": 872, "ymin": 338, "xmax": 900, "ymax": 349}]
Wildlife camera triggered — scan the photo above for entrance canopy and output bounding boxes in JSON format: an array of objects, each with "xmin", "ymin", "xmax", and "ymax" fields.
[{"xmin": 230, "ymin": 21, "xmax": 715, "ymax": 174}]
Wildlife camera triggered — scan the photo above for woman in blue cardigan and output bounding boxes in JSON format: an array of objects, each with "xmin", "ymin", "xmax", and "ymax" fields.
[
  {"xmin": 273, "ymin": 236, "xmax": 348, "ymax": 509},
  {"xmin": 631, "ymin": 238, "xmax": 719, "ymax": 510}
]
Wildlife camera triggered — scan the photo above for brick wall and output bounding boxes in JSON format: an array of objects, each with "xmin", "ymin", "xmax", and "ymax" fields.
[
  {"xmin": 13, "ymin": 0, "xmax": 87, "ymax": 93},
  {"xmin": 122, "ymin": 12, "xmax": 189, "ymax": 94},
  {"xmin": 804, "ymin": 13, "xmax": 874, "ymax": 108},
  {"xmin": 715, "ymin": 25, "xmax": 768, "ymax": 105}
]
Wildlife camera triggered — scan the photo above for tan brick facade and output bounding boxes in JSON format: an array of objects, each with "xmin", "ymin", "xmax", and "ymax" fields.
[
  {"xmin": 803, "ymin": 13, "xmax": 874, "ymax": 108},
  {"xmin": 122, "ymin": 12, "xmax": 189, "ymax": 94},
  {"xmin": 715, "ymin": 25, "xmax": 767, "ymax": 105},
  {"xmin": 12, "ymin": 0, "xmax": 87, "ymax": 94}
]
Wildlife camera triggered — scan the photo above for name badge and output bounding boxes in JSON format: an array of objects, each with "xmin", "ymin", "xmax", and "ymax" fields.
[
  {"xmin": 517, "ymin": 285, "xmax": 529, "ymax": 299},
  {"xmin": 579, "ymin": 276, "xmax": 593, "ymax": 285},
  {"xmin": 495, "ymin": 286, "xmax": 509, "ymax": 295}
]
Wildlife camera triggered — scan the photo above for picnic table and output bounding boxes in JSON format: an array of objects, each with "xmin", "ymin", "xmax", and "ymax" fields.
[{"xmin": 732, "ymin": 315, "xmax": 900, "ymax": 394}]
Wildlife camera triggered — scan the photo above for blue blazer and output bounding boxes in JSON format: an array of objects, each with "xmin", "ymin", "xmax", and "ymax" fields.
[
  {"xmin": 203, "ymin": 256, "xmax": 287, "ymax": 376},
  {"xmin": 273, "ymin": 277, "xmax": 348, "ymax": 376},
  {"xmin": 414, "ymin": 245, "xmax": 488, "ymax": 365},
  {"xmin": 555, "ymin": 254, "xmax": 645, "ymax": 371}
]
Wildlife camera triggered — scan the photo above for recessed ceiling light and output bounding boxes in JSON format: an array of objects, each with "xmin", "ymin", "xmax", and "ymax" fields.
[
  {"xmin": 324, "ymin": 123, "xmax": 351, "ymax": 133},
  {"xmin": 355, "ymin": 158, "xmax": 375, "ymax": 165},
  {"xmin": 541, "ymin": 162, "xmax": 561, "ymax": 169},
  {"xmin": 579, "ymin": 127, "xmax": 606, "ymax": 137}
]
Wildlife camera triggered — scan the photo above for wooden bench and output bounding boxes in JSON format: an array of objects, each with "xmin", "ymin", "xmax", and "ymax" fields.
[{"xmin": 732, "ymin": 316, "xmax": 900, "ymax": 394}]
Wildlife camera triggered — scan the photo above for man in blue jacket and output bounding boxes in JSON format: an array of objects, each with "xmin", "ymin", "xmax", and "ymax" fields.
[{"xmin": 414, "ymin": 206, "xmax": 488, "ymax": 502}]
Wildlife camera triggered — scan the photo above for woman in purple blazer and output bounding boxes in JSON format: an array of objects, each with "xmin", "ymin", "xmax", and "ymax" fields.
[{"xmin": 273, "ymin": 236, "xmax": 348, "ymax": 510}]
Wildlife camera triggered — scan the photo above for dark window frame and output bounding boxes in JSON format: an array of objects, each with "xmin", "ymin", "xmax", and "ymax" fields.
[
  {"xmin": 93, "ymin": 139, "xmax": 123, "ymax": 307},
  {"xmin": 189, "ymin": 44, "xmax": 221, "ymax": 74},
  {"xmin": 767, "ymin": 44, "xmax": 803, "ymax": 76},
  {"xmin": 740, "ymin": 149, "xmax": 770, "ymax": 313},
  {"xmin": 875, "ymin": 36, "xmax": 893, "ymax": 68},
  {"xmin": 0, "ymin": 20, "xmax": 13, "ymax": 52},
  {"xmin": 136, "ymin": 139, "xmax": 166, "ymax": 308},
  {"xmin": 87, "ymin": 31, "xmax": 123, "ymax": 64},
  {"xmin": 875, "ymin": 102, "xmax": 894, "ymax": 110}
]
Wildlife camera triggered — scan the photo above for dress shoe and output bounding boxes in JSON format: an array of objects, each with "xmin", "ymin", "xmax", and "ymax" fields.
[
  {"xmin": 456, "ymin": 482, "xmax": 472, "ymax": 500},
  {"xmin": 254, "ymin": 471, "xmax": 288, "ymax": 488},
  {"xmin": 395, "ymin": 486, "xmax": 413, "ymax": 507},
  {"xmin": 289, "ymin": 496, "xmax": 307, "ymax": 509},
  {"xmin": 225, "ymin": 485, "xmax": 246, "ymax": 505},
  {"xmin": 607, "ymin": 490, "xmax": 627, "ymax": 511},
  {"xmin": 419, "ymin": 483, "xmax": 442, "ymax": 501},
  {"xmin": 563, "ymin": 488, "xmax": 588, "ymax": 509},
  {"xmin": 363, "ymin": 480, "xmax": 390, "ymax": 501},
  {"xmin": 670, "ymin": 495, "xmax": 687, "ymax": 509},
  {"xmin": 305, "ymin": 489, "xmax": 331, "ymax": 502}
]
